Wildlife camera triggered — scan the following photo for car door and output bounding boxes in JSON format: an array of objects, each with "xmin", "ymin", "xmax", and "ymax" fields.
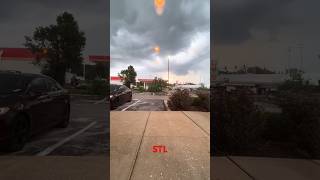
[
  {"xmin": 123, "ymin": 85, "xmax": 131, "ymax": 101},
  {"xmin": 26, "ymin": 78, "xmax": 52, "ymax": 133},
  {"xmin": 44, "ymin": 78, "xmax": 68, "ymax": 126},
  {"xmin": 118, "ymin": 86, "xmax": 128, "ymax": 104}
]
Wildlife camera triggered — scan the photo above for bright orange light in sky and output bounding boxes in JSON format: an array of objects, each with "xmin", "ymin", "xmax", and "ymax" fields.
[
  {"xmin": 153, "ymin": 46, "xmax": 160, "ymax": 53},
  {"xmin": 154, "ymin": 0, "xmax": 166, "ymax": 16}
]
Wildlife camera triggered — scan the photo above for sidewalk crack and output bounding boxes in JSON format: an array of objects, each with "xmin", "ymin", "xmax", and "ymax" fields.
[
  {"xmin": 182, "ymin": 111, "xmax": 210, "ymax": 137},
  {"xmin": 226, "ymin": 156, "xmax": 256, "ymax": 180},
  {"xmin": 128, "ymin": 111, "xmax": 151, "ymax": 180}
]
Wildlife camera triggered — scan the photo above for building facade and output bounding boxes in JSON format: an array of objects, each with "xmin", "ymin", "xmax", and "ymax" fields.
[{"xmin": 0, "ymin": 48, "xmax": 109, "ymax": 83}]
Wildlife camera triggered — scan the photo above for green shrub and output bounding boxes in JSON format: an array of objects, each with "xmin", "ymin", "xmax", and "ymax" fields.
[
  {"xmin": 137, "ymin": 86, "xmax": 145, "ymax": 92},
  {"xmin": 262, "ymin": 112, "xmax": 287, "ymax": 141},
  {"xmin": 148, "ymin": 83, "xmax": 162, "ymax": 92},
  {"xmin": 168, "ymin": 89, "xmax": 192, "ymax": 111},
  {"xmin": 276, "ymin": 91, "xmax": 320, "ymax": 157},
  {"xmin": 213, "ymin": 89, "xmax": 265, "ymax": 154},
  {"xmin": 86, "ymin": 80, "xmax": 108, "ymax": 96},
  {"xmin": 147, "ymin": 78, "xmax": 167, "ymax": 92},
  {"xmin": 192, "ymin": 91, "xmax": 210, "ymax": 111}
]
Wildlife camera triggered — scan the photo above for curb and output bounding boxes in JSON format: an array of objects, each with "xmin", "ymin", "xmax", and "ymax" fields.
[{"xmin": 163, "ymin": 100, "xmax": 171, "ymax": 111}]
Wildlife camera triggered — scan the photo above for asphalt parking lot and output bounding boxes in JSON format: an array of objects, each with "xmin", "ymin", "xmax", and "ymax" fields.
[
  {"xmin": 114, "ymin": 99, "xmax": 165, "ymax": 111},
  {"xmin": 0, "ymin": 97, "xmax": 109, "ymax": 156},
  {"xmin": 113, "ymin": 93, "xmax": 168, "ymax": 111}
]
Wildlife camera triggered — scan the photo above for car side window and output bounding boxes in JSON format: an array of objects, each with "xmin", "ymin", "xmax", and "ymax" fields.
[
  {"xmin": 29, "ymin": 78, "xmax": 48, "ymax": 93},
  {"xmin": 45, "ymin": 79, "xmax": 61, "ymax": 92},
  {"xmin": 119, "ymin": 86, "xmax": 127, "ymax": 92}
]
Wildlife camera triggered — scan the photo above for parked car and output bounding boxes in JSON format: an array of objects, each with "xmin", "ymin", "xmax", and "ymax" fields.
[
  {"xmin": 110, "ymin": 84, "xmax": 132, "ymax": 109},
  {"xmin": 0, "ymin": 71, "xmax": 70, "ymax": 152}
]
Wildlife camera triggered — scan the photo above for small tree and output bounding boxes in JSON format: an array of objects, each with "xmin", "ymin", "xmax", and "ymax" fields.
[
  {"xmin": 148, "ymin": 77, "xmax": 167, "ymax": 92},
  {"xmin": 24, "ymin": 12, "xmax": 86, "ymax": 85},
  {"xmin": 118, "ymin": 65, "xmax": 137, "ymax": 88}
]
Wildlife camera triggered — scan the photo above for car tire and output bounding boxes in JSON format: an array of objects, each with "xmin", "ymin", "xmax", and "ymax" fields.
[
  {"xmin": 57, "ymin": 105, "xmax": 70, "ymax": 128},
  {"xmin": 110, "ymin": 102, "xmax": 115, "ymax": 110},
  {"xmin": 127, "ymin": 94, "xmax": 132, "ymax": 102},
  {"xmin": 7, "ymin": 115, "xmax": 30, "ymax": 152},
  {"xmin": 114, "ymin": 97, "xmax": 120, "ymax": 108}
]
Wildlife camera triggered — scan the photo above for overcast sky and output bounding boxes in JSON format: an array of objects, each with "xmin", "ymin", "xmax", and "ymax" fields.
[
  {"xmin": 111, "ymin": 0, "xmax": 210, "ymax": 86},
  {"xmin": 214, "ymin": 0, "xmax": 320, "ymax": 76},
  {"xmin": 0, "ymin": 0, "xmax": 108, "ymax": 57},
  {"xmin": 3, "ymin": 0, "xmax": 319, "ymax": 84}
]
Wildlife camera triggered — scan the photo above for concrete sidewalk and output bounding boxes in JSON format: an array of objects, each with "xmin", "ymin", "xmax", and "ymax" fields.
[
  {"xmin": 212, "ymin": 156, "xmax": 320, "ymax": 180},
  {"xmin": 110, "ymin": 111, "xmax": 210, "ymax": 180},
  {"xmin": 0, "ymin": 156, "xmax": 109, "ymax": 180}
]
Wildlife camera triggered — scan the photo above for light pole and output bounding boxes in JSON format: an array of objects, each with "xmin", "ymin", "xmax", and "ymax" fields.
[
  {"xmin": 287, "ymin": 46, "xmax": 291, "ymax": 74},
  {"xmin": 167, "ymin": 57, "xmax": 169, "ymax": 84},
  {"xmin": 83, "ymin": 61, "xmax": 86, "ymax": 80},
  {"xmin": 297, "ymin": 43, "xmax": 304, "ymax": 72}
]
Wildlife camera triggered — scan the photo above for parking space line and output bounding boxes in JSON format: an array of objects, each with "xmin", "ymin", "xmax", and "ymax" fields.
[
  {"xmin": 94, "ymin": 97, "xmax": 106, "ymax": 104},
  {"xmin": 122, "ymin": 98, "xmax": 143, "ymax": 111},
  {"xmin": 36, "ymin": 121, "xmax": 97, "ymax": 156}
]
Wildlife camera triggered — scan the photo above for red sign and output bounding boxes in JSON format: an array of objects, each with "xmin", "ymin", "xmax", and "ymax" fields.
[{"xmin": 152, "ymin": 145, "xmax": 168, "ymax": 153}]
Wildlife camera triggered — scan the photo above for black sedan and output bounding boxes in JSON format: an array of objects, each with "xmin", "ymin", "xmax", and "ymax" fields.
[
  {"xmin": 0, "ymin": 71, "xmax": 70, "ymax": 152},
  {"xmin": 110, "ymin": 84, "xmax": 132, "ymax": 109}
]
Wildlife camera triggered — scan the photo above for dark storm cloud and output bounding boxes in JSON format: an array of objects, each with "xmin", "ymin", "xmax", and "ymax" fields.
[
  {"xmin": 111, "ymin": 0, "xmax": 210, "ymax": 76},
  {"xmin": 112, "ymin": 0, "xmax": 209, "ymax": 55},
  {"xmin": 214, "ymin": 0, "xmax": 320, "ymax": 76},
  {"xmin": 213, "ymin": 0, "xmax": 296, "ymax": 45},
  {"xmin": 0, "ymin": 0, "xmax": 107, "ymax": 55},
  {"xmin": 0, "ymin": 0, "xmax": 106, "ymax": 22}
]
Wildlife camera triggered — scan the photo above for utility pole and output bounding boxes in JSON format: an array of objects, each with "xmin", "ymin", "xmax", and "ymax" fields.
[
  {"xmin": 287, "ymin": 46, "xmax": 291, "ymax": 73},
  {"xmin": 298, "ymin": 43, "xmax": 304, "ymax": 72},
  {"xmin": 83, "ymin": 62, "xmax": 86, "ymax": 80},
  {"xmin": 167, "ymin": 57, "xmax": 169, "ymax": 84}
]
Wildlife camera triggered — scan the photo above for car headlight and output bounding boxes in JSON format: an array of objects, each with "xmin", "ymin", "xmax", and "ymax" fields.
[{"xmin": 0, "ymin": 107, "xmax": 10, "ymax": 115}]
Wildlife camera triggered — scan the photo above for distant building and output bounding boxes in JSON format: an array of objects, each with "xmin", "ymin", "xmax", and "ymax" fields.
[
  {"xmin": 173, "ymin": 84, "xmax": 202, "ymax": 90},
  {"xmin": 137, "ymin": 78, "xmax": 154, "ymax": 89},
  {"xmin": 213, "ymin": 74, "xmax": 289, "ymax": 94},
  {"xmin": 0, "ymin": 47, "xmax": 109, "ymax": 83},
  {"xmin": 110, "ymin": 76, "xmax": 122, "ymax": 85},
  {"xmin": 0, "ymin": 48, "xmax": 40, "ymax": 73}
]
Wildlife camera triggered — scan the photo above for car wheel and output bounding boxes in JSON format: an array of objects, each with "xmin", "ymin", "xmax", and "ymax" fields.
[
  {"xmin": 110, "ymin": 101, "xmax": 115, "ymax": 110},
  {"xmin": 114, "ymin": 97, "xmax": 120, "ymax": 107},
  {"xmin": 7, "ymin": 115, "xmax": 30, "ymax": 152},
  {"xmin": 57, "ymin": 105, "xmax": 70, "ymax": 128},
  {"xmin": 127, "ymin": 94, "xmax": 132, "ymax": 102}
]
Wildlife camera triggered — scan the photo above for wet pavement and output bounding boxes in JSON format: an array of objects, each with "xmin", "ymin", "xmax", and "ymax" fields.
[
  {"xmin": 110, "ymin": 111, "xmax": 210, "ymax": 180},
  {"xmin": 0, "ymin": 98, "xmax": 109, "ymax": 156},
  {"xmin": 114, "ymin": 98, "xmax": 166, "ymax": 111}
]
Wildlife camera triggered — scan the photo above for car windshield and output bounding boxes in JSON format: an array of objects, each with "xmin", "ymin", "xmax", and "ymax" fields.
[
  {"xmin": 0, "ymin": 74, "xmax": 28, "ymax": 94},
  {"xmin": 110, "ymin": 84, "xmax": 121, "ymax": 92}
]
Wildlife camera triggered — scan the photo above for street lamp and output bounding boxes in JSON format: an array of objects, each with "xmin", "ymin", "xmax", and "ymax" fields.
[
  {"xmin": 154, "ymin": 0, "xmax": 166, "ymax": 16},
  {"xmin": 153, "ymin": 46, "xmax": 160, "ymax": 54},
  {"xmin": 167, "ymin": 56, "xmax": 170, "ymax": 84}
]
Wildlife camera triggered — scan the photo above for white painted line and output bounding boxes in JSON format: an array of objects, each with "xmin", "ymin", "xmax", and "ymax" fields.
[
  {"xmin": 36, "ymin": 121, "xmax": 97, "ymax": 156},
  {"xmin": 122, "ymin": 98, "xmax": 143, "ymax": 111},
  {"xmin": 94, "ymin": 97, "xmax": 106, "ymax": 104}
]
